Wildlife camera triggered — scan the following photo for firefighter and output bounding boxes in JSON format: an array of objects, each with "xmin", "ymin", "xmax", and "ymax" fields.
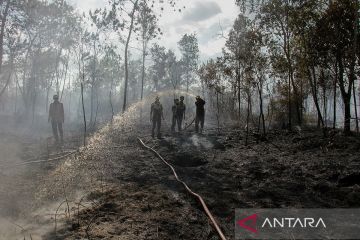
[
  {"xmin": 150, "ymin": 96, "xmax": 164, "ymax": 138},
  {"xmin": 171, "ymin": 99, "xmax": 180, "ymax": 133},
  {"xmin": 177, "ymin": 96, "xmax": 186, "ymax": 131},
  {"xmin": 48, "ymin": 94, "xmax": 64, "ymax": 143},
  {"xmin": 195, "ymin": 96, "xmax": 206, "ymax": 133}
]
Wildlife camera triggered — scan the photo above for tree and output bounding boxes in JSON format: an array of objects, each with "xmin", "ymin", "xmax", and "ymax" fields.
[
  {"xmin": 225, "ymin": 14, "xmax": 250, "ymax": 122},
  {"xmin": 313, "ymin": 0, "xmax": 359, "ymax": 134},
  {"xmin": 166, "ymin": 49, "xmax": 182, "ymax": 94},
  {"xmin": 102, "ymin": 0, "xmax": 178, "ymax": 112},
  {"xmin": 149, "ymin": 43, "xmax": 167, "ymax": 91},
  {"xmin": 135, "ymin": 1, "xmax": 160, "ymax": 102},
  {"xmin": 199, "ymin": 58, "xmax": 225, "ymax": 132},
  {"xmin": 178, "ymin": 33, "xmax": 199, "ymax": 94}
]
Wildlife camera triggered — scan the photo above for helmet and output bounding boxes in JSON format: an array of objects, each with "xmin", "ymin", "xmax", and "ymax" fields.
[
  {"xmin": 196, "ymin": 96, "xmax": 201, "ymax": 99},
  {"xmin": 53, "ymin": 95, "xmax": 59, "ymax": 100},
  {"xmin": 180, "ymin": 96, "xmax": 184, "ymax": 100},
  {"xmin": 155, "ymin": 96, "xmax": 160, "ymax": 101}
]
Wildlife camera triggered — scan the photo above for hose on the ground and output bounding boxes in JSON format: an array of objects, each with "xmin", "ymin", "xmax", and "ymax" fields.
[
  {"xmin": 0, "ymin": 151, "xmax": 77, "ymax": 168},
  {"xmin": 137, "ymin": 137, "xmax": 227, "ymax": 240},
  {"xmin": 184, "ymin": 117, "xmax": 195, "ymax": 130}
]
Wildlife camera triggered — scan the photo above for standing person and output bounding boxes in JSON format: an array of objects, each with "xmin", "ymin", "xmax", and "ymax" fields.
[
  {"xmin": 150, "ymin": 96, "xmax": 164, "ymax": 138},
  {"xmin": 177, "ymin": 96, "xmax": 186, "ymax": 131},
  {"xmin": 195, "ymin": 96, "xmax": 206, "ymax": 133},
  {"xmin": 171, "ymin": 99, "xmax": 179, "ymax": 133},
  {"xmin": 48, "ymin": 94, "xmax": 64, "ymax": 143}
]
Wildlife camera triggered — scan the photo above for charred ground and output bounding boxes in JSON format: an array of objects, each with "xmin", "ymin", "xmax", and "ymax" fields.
[{"xmin": 7, "ymin": 124, "xmax": 357, "ymax": 240}]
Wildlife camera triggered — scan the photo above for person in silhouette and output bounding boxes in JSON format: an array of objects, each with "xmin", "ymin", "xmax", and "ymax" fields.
[
  {"xmin": 48, "ymin": 94, "xmax": 64, "ymax": 143},
  {"xmin": 150, "ymin": 96, "xmax": 164, "ymax": 138},
  {"xmin": 195, "ymin": 96, "xmax": 206, "ymax": 133},
  {"xmin": 177, "ymin": 96, "xmax": 186, "ymax": 131},
  {"xmin": 171, "ymin": 98, "xmax": 180, "ymax": 133}
]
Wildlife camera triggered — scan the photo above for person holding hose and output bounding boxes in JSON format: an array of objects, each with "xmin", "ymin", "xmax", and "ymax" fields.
[
  {"xmin": 195, "ymin": 96, "xmax": 206, "ymax": 133},
  {"xmin": 177, "ymin": 96, "xmax": 186, "ymax": 131}
]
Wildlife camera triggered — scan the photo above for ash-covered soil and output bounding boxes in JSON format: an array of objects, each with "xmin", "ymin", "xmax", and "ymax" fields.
[
  {"xmin": 0, "ymin": 132, "xmax": 83, "ymax": 240},
  {"xmin": 40, "ymin": 125, "xmax": 360, "ymax": 240}
]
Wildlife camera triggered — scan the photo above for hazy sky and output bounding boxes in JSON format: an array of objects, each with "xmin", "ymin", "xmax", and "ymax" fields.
[{"xmin": 68, "ymin": 0, "xmax": 239, "ymax": 60}]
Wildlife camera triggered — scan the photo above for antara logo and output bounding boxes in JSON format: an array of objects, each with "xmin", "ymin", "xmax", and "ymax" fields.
[
  {"xmin": 237, "ymin": 214, "xmax": 258, "ymax": 234},
  {"xmin": 237, "ymin": 214, "xmax": 326, "ymax": 234},
  {"xmin": 261, "ymin": 217, "xmax": 327, "ymax": 228}
]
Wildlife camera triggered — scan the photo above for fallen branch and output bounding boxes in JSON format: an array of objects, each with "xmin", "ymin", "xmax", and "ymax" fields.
[{"xmin": 137, "ymin": 137, "xmax": 227, "ymax": 240}]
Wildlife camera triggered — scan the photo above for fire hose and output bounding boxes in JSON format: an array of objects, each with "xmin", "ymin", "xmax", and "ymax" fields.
[
  {"xmin": 184, "ymin": 117, "xmax": 196, "ymax": 130},
  {"xmin": 137, "ymin": 137, "xmax": 227, "ymax": 240}
]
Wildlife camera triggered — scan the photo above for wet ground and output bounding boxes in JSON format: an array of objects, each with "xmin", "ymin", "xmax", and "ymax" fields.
[{"xmin": 1, "ymin": 123, "xmax": 360, "ymax": 239}]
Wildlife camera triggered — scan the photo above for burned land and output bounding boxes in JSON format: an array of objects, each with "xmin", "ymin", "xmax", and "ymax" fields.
[
  {"xmin": 0, "ymin": 0, "xmax": 360, "ymax": 239},
  {"xmin": 1, "ymin": 123, "xmax": 359, "ymax": 240}
]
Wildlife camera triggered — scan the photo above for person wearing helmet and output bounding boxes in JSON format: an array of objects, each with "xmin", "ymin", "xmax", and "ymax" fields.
[
  {"xmin": 177, "ymin": 96, "xmax": 186, "ymax": 131},
  {"xmin": 48, "ymin": 94, "xmax": 64, "ymax": 143},
  {"xmin": 150, "ymin": 96, "xmax": 164, "ymax": 138},
  {"xmin": 195, "ymin": 96, "xmax": 206, "ymax": 133}
]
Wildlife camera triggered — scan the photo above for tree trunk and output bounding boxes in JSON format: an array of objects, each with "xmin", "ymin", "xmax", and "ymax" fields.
[
  {"xmin": 353, "ymin": 80, "xmax": 359, "ymax": 133},
  {"xmin": 308, "ymin": 65, "xmax": 325, "ymax": 128},
  {"xmin": 344, "ymin": 95, "xmax": 351, "ymax": 133},
  {"xmin": 333, "ymin": 61, "xmax": 338, "ymax": 129},
  {"xmin": 90, "ymin": 85, "xmax": 94, "ymax": 125},
  {"xmin": 141, "ymin": 43, "xmax": 146, "ymax": 102},
  {"xmin": 237, "ymin": 65, "xmax": 241, "ymax": 123},
  {"xmin": 322, "ymin": 70, "xmax": 327, "ymax": 128},
  {"xmin": 122, "ymin": 0, "xmax": 139, "ymax": 113},
  {"xmin": 216, "ymin": 91, "xmax": 220, "ymax": 133},
  {"xmin": 140, "ymin": 42, "xmax": 146, "ymax": 122},
  {"xmin": 337, "ymin": 54, "xmax": 351, "ymax": 134},
  {"xmin": 81, "ymin": 82, "xmax": 87, "ymax": 146},
  {"xmin": 93, "ymin": 93, "xmax": 99, "ymax": 130},
  {"xmin": 0, "ymin": 0, "xmax": 10, "ymax": 74},
  {"xmin": 257, "ymin": 79, "xmax": 266, "ymax": 135},
  {"xmin": 245, "ymin": 90, "xmax": 251, "ymax": 146},
  {"xmin": 109, "ymin": 90, "xmax": 114, "ymax": 123},
  {"xmin": 0, "ymin": 51, "xmax": 13, "ymax": 100},
  {"xmin": 288, "ymin": 71, "xmax": 292, "ymax": 130}
]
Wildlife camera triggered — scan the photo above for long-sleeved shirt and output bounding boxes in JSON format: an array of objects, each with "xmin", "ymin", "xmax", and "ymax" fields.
[
  {"xmin": 195, "ymin": 99, "xmax": 206, "ymax": 116},
  {"xmin": 151, "ymin": 102, "xmax": 163, "ymax": 120},
  {"xmin": 49, "ymin": 101, "xmax": 64, "ymax": 122}
]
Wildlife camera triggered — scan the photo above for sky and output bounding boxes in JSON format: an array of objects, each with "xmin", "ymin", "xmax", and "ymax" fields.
[{"xmin": 68, "ymin": 0, "xmax": 240, "ymax": 61}]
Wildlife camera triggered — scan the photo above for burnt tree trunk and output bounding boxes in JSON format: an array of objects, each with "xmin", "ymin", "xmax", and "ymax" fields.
[
  {"xmin": 333, "ymin": 61, "xmax": 338, "ymax": 129},
  {"xmin": 122, "ymin": 0, "xmax": 139, "ymax": 113},
  {"xmin": 81, "ymin": 82, "xmax": 87, "ymax": 146}
]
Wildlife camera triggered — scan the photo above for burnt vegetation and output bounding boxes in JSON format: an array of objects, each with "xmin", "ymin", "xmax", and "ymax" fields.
[{"xmin": 0, "ymin": 0, "xmax": 359, "ymax": 239}]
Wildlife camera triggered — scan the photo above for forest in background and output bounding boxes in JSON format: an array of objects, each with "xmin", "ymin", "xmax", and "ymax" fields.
[{"xmin": 0, "ymin": 0, "xmax": 359, "ymax": 136}]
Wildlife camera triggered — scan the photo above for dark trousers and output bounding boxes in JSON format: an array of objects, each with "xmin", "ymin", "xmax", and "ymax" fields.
[
  {"xmin": 171, "ymin": 116, "xmax": 183, "ymax": 132},
  {"xmin": 177, "ymin": 117, "xmax": 183, "ymax": 131},
  {"xmin": 195, "ymin": 114, "xmax": 205, "ymax": 133},
  {"xmin": 171, "ymin": 115, "xmax": 177, "ymax": 132},
  {"xmin": 152, "ymin": 117, "xmax": 161, "ymax": 138},
  {"xmin": 52, "ymin": 121, "xmax": 63, "ymax": 142}
]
